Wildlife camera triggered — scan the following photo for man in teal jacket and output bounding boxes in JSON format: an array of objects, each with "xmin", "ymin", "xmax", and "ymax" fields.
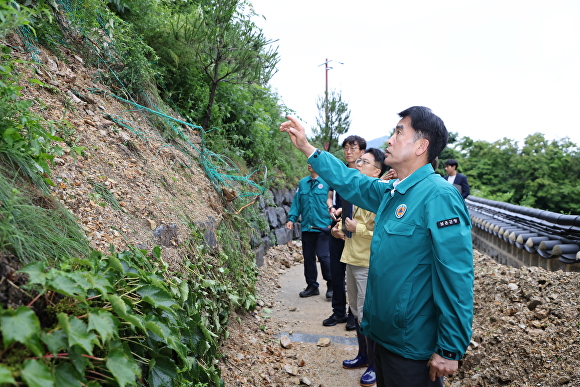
[
  {"xmin": 281, "ymin": 106, "xmax": 473, "ymax": 386},
  {"xmin": 286, "ymin": 164, "xmax": 333, "ymax": 298}
]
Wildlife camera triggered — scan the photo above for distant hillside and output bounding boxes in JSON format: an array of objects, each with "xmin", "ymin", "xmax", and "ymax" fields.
[{"xmin": 366, "ymin": 135, "xmax": 389, "ymax": 150}]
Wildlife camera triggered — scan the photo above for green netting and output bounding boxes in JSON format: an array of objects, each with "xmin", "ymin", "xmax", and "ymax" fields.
[
  {"xmin": 14, "ymin": 0, "xmax": 266, "ymax": 207},
  {"xmin": 88, "ymin": 87, "xmax": 266, "ymax": 199},
  {"xmin": 17, "ymin": 25, "xmax": 41, "ymax": 61}
]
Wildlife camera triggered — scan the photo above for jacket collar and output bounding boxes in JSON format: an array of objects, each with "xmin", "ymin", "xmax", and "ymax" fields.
[{"xmin": 391, "ymin": 164, "xmax": 435, "ymax": 195}]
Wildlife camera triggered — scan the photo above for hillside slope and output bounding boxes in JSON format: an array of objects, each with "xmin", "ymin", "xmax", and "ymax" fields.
[
  {"xmin": 5, "ymin": 28, "xmax": 580, "ymax": 387},
  {"xmin": 7, "ymin": 32, "xmax": 222, "ymax": 267}
]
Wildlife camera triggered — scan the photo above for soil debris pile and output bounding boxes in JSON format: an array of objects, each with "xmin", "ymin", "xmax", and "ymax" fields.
[{"xmin": 447, "ymin": 251, "xmax": 580, "ymax": 386}]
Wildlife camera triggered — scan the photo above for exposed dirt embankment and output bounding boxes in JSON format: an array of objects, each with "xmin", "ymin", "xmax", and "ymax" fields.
[{"xmin": 9, "ymin": 34, "xmax": 222, "ymax": 268}]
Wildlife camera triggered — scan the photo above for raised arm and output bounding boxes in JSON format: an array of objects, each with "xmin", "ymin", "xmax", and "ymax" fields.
[{"xmin": 280, "ymin": 117, "xmax": 386, "ymax": 212}]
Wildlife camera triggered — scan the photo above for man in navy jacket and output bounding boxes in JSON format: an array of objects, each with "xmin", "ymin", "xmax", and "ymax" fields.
[{"xmin": 443, "ymin": 159, "xmax": 470, "ymax": 199}]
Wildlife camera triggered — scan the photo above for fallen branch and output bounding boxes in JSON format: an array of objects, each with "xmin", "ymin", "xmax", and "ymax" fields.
[
  {"xmin": 6, "ymin": 278, "xmax": 34, "ymax": 299},
  {"xmin": 234, "ymin": 195, "xmax": 259, "ymax": 215}
]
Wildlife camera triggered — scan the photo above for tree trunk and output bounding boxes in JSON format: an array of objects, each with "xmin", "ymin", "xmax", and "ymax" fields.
[
  {"xmin": 202, "ymin": 61, "xmax": 221, "ymax": 130},
  {"xmin": 327, "ymin": 128, "xmax": 335, "ymax": 153}
]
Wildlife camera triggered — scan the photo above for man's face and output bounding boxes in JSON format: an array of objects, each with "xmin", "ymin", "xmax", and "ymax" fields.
[
  {"xmin": 356, "ymin": 153, "xmax": 381, "ymax": 178},
  {"xmin": 343, "ymin": 142, "xmax": 365, "ymax": 164},
  {"xmin": 444, "ymin": 164, "xmax": 456, "ymax": 175},
  {"xmin": 384, "ymin": 116, "xmax": 423, "ymax": 168}
]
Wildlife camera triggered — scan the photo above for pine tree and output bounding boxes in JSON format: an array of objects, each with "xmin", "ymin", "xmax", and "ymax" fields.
[{"xmin": 312, "ymin": 89, "xmax": 351, "ymax": 153}]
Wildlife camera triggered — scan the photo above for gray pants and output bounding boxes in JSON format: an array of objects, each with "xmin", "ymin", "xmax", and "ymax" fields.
[
  {"xmin": 374, "ymin": 344, "xmax": 444, "ymax": 387},
  {"xmin": 345, "ymin": 264, "xmax": 368, "ymax": 321}
]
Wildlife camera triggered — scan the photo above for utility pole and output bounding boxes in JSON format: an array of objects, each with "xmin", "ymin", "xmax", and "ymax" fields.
[{"xmin": 318, "ymin": 59, "xmax": 343, "ymax": 151}]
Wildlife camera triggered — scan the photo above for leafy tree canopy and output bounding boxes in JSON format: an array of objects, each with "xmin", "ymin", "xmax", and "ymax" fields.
[{"xmin": 441, "ymin": 133, "xmax": 580, "ymax": 214}]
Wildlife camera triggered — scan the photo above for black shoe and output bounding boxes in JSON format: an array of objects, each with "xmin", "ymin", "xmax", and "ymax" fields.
[
  {"xmin": 299, "ymin": 285, "xmax": 320, "ymax": 298},
  {"xmin": 323, "ymin": 313, "xmax": 348, "ymax": 326},
  {"xmin": 326, "ymin": 289, "xmax": 333, "ymax": 299},
  {"xmin": 345, "ymin": 313, "xmax": 356, "ymax": 331}
]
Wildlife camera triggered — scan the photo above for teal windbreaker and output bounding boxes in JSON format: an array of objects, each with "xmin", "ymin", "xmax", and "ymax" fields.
[
  {"xmin": 309, "ymin": 149, "xmax": 474, "ymax": 361},
  {"xmin": 288, "ymin": 175, "xmax": 331, "ymax": 232}
]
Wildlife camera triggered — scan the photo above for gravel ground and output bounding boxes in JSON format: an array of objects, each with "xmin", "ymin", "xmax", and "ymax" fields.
[
  {"xmin": 447, "ymin": 251, "xmax": 580, "ymax": 386},
  {"xmin": 219, "ymin": 246, "xmax": 580, "ymax": 387}
]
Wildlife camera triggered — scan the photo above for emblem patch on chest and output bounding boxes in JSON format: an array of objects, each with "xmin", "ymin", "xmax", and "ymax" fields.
[
  {"xmin": 318, "ymin": 184, "xmax": 323, "ymax": 189},
  {"xmin": 395, "ymin": 204, "xmax": 407, "ymax": 219},
  {"xmin": 437, "ymin": 217, "xmax": 460, "ymax": 228}
]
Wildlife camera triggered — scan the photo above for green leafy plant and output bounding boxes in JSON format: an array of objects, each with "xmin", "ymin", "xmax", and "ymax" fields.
[
  {"xmin": 0, "ymin": 247, "xmax": 226, "ymax": 386},
  {"xmin": 0, "ymin": 1, "xmax": 35, "ymax": 41},
  {"xmin": 60, "ymin": 0, "xmax": 160, "ymax": 97},
  {"xmin": 112, "ymin": 0, "xmax": 303, "ymax": 187},
  {"xmin": 214, "ymin": 212, "xmax": 258, "ymax": 312}
]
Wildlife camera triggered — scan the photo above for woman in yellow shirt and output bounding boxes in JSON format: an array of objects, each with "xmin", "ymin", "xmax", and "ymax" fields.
[{"xmin": 331, "ymin": 148, "xmax": 388, "ymax": 387}]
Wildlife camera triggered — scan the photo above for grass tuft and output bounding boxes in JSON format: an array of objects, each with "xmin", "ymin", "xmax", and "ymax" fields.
[{"xmin": 0, "ymin": 164, "xmax": 90, "ymax": 265}]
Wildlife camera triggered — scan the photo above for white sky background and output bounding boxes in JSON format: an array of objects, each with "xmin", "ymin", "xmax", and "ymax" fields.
[{"xmin": 250, "ymin": 0, "xmax": 580, "ymax": 147}]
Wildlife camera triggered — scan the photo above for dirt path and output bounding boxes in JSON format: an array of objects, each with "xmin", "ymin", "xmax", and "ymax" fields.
[
  {"xmin": 273, "ymin": 263, "xmax": 357, "ymax": 341},
  {"xmin": 220, "ymin": 243, "xmax": 368, "ymax": 387}
]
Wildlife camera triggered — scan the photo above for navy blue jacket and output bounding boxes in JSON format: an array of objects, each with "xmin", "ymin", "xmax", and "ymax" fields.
[{"xmin": 444, "ymin": 173, "xmax": 470, "ymax": 199}]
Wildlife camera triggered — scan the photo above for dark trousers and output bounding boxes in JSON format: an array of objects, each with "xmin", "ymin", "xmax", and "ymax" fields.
[
  {"xmin": 329, "ymin": 237, "xmax": 347, "ymax": 316},
  {"xmin": 375, "ymin": 343, "xmax": 444, "ymax": 387},
  {"xmin": 301, "ymin": 231, "xmax": 331, "ymax": 288}
]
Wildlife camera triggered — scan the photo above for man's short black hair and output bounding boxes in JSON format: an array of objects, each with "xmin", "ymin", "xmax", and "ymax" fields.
[
  {"xmin": 444, "ymin": 159, "xmax": 458, "ymax": 168},
  {"xmin": 342, "ymin": 135, "xmax": 367, "ymax": 151},
  {"xmin": 365, "ymin": 148, "xmax": 388, "ymax": 176},
  {"xmin": 398, "ymin": 106, "xmax": 448, "ymax": 164}
]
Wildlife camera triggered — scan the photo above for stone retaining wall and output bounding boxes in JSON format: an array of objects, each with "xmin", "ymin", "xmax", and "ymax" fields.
[{"xmin": 253, "ymin": 188, "xmax": 301, "ymax": 266}]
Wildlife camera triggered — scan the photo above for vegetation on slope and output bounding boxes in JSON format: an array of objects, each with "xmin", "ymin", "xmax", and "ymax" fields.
[{"xmin": 0, "ymin": 0, "xmax": 289, "ymax": 385}]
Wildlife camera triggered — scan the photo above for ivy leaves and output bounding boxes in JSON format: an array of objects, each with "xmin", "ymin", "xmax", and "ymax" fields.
[
  {"xmin": 0, "ymin": 365, "xmax": 16, "ymax": 385},
  {"xmin": 88, "ymin": 311, "xmax": 117, "ymax": 344},
  {"xmin": 106, "ymin": 346, "xmax": 141, "ymax": 387},
  {"xmin": 137, "ymin": 285, "xmax": 179, "ymax": 312},
  {"xmin": 0, "ymin": 306, "xmax": 43, "ymax": 357},
  {"xmin": 21, "ymin": 360, "xmax": 54, "ymax": 387},
  {"xmin": 0, "ymin": 249, "xmax": 225, "ymax": 386},
  {"xmin": 57, "ymin": 314, "xmax": 98, "ymax": 355}
]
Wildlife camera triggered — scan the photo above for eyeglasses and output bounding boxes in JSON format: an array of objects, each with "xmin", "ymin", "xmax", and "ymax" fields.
[
  {"xmin": 343, "ymin": 147, "xmax": 360, "ymax": 152},
  {"xmin": 355, "ymin": 158, "xmax": 380, "ymax": 169}
]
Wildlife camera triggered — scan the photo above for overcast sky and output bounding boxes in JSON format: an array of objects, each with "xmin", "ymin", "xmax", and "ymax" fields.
[{"xmin": 250, "ymin": 0, "xmax": 580, "ymax": 147}]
